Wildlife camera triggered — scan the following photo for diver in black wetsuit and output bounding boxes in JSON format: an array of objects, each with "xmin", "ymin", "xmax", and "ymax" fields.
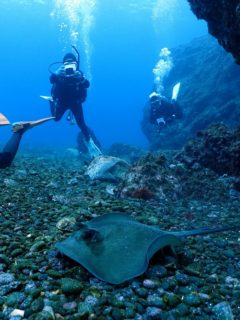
[
  {"xmin": 48, "ymin": 48, "xmax": 101, "ymax": 158},
  {"xmin": 149, "ymin": 91, "xmax": 182, "ymax": 129}
]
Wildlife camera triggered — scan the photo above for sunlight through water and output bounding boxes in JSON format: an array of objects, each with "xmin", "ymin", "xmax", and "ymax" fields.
[
  {"xmin": 152, "ymin": 0, "xmax": 179, "ymax": 22},
  {"xmin": 51, "ymin": 0, "xmax": 97, "ymax": 78},
  {"xmin": 151, "ymin": 0, "xmax": 181, "ymax": 37}
]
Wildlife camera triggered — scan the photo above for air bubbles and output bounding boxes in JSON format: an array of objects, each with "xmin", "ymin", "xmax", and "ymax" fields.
[
  {"xmin": 52, "ymin": 0, "xmax": 97, "ymax": 79},
  {"xmin": 152, "ymin": 47, "xmax": 173, "ymax": 95}
]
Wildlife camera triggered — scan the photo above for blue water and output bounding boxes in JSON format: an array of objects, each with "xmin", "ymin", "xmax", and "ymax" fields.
[{"xmin": 0, "ymin": 1, "xmax": 207, "ymax": 150}]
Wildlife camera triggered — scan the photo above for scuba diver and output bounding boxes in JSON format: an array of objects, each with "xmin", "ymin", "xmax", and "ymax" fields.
[
  {"xmin": 42, "ymin": 46, "xmax": 102, "ymax": 158},
  {"xmin": 0, "ymin": 113, "xmax": 54, "ymax": 169},
  {"xmin": 149, "ymin": 82, "xmax": 182, "ymax": 129}
]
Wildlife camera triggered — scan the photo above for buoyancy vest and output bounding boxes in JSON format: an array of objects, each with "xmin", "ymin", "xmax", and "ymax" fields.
[{"xmin": 51, "ymin": 68, "xmax": 89, "ymax": 103}]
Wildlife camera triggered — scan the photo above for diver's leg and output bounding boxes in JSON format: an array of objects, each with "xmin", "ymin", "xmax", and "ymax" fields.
[
  {"xmin": 49, "ymin": 100, "xmax": 56, "ymax": 117},
  {"xmin": 1, "ymin": 132, "xmax": 23, "ymax": 167},
  {"xmin": 71, "ymin": 102, "xmax": 102, "ymax": 157},
  {"xmin": 71, "ymin": 102, "xmax": 90, "ymax": 141},
  {"xmin": 53, "ymin": 102, "xmax": 66, "ymax": 121}
]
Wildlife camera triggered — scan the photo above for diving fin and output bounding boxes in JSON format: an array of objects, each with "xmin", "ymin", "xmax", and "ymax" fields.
[
  {"xmin": 12, "ymin": 117, "xmax": 55, "ymax": 133},
  {"xmin": 84, "ymin": 137, "xmax": 102, "ymax": 158},
  {"xmin": 171, "ymin": 82, "xmax": 181, "ymax": 101},
  {"xmin": 0, "ymin": 113, "xmax": 10, "ymax": 126},
  {"xmin": 40, "ymin": 95, "xmax": 53, "ymax": 102}
]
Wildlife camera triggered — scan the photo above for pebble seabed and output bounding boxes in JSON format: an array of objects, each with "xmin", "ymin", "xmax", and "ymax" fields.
[{"xmin": 0, "ymin": 150, "xmax": 239, "ymax": 320}]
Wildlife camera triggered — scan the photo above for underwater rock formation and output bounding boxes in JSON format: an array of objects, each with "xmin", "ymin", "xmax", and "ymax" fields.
[
  {"xmin": 176, "ymin": 123, "xmax": 240, "ymax": 176},
  {"xmin": 142, "ymin": 36, "xmax": 240, "ymax": 150},
  {"xmin": 187, "ymin": 0, "xmax": 240, "ymax": 63},
  {"xmin": 118, "ymin": 153, "xmax": 181, "ymax": 201},
  {"xmin": 118, "ymin": 152, "xmax": 228, "ymax": 202}
]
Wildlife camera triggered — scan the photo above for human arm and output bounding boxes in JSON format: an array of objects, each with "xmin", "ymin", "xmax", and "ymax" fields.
[
  {"xmin": 50, "ymin": 73, "xmax": 58, "ymax": 84},
  {"xmin": 77, "ymin": 71, "xmax": 90, "ymax": 88}
]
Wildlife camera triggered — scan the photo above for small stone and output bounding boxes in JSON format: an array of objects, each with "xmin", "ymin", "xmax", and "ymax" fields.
[
  {"xmin": 184, "ymin": 293, "xmax": 201, "ymax": 306},
  {"xmin": 60, "ymin": 278, "xmax": 83, "ymax": 294},
  {"xmin": 207, "ymin": 273, "xmax": 219, "ymax": 284},
  {"xmin": 15, "ymin": 169, "xmax": 27, "ymax": 179},
  {"xmin": 143, "ymin": 279, "xmax": 157, "ymax": 289},
  {"xmin": 172, "ymin": 303, "xmax": 190, "ymax": 316},
  {"xmin": 42, "ymin": 306, "xmax": 55, "ymax": 320},
  {"xmin": 11, "ymin": 248, "xmax": 23, "ymax": 257},
  {"xmin": 29, "ymin": 288, "xmax": 42, "ymax": 299},
  {"xmin": 4, "ymin": 178, "xmax": 18, "ymax": 187},
  {"xmin": 125, "ymin": 305, "xmax": 136, "ymax": 318},
  {"xmin": 0, "ymin": 254, "xmax": 10, "ymax": 265},
  {"xmin": 223, "ymin": 249, "xmax": 235, "ymax": 258},
  {"xmin": 63, "ymin": 301, "xmax": 77, "ymax": 311},
  {"xmin": 162, "ymin": 292, "xmax": 180, "ymax": 307},
  {"xmin": 148, "ymin": 265, "xmax": 167, "ymax": 278},
  {"xmin": 145, "ymin": 307, "xmax": 163, "ymax": 319},
  {"xmin": 31, "ymin": 297, "xmax": 44, "ymax": 313},
  {"xmin": 68, "ymin": 177, "xmax": 78, "ymax": 185},
  {"xmin": 10, "ymin": 309, "xmax": 25, "ymax": 317},
  {"xmin": 85, "ymin": 295, "xmax": 98, "ymax": 306},
  {"xmin": 147, "ymin": 295, "xmax": 165, "ymax": 308},
  {"xmin": 175, "ymin": 273, "xmax": 189, "ymax": 285},
  {"xmin": 78, "ymin": 301, "xmax": 93, "ymax": 317},
  {"xmin": 135, "ymin": 288, "xmax": 148, "ymax": 298},
  {"xmin": 225, "ymin": 276, "xmax": 240, "ymax": 288},
  {"xmin": 212, "ymin": 301, "xmax": 234, "ymax": 320},
  {"xmin": 6, "ymin": 292, "xmax": 26, "ymax": 307},
  {"xmin": 56, "ymin": 217, "xmax": 76, "ymax": 231},
  {"xmin": 0, "ymin": 273, "xmax": 14, "ymax": 285},
  {"xmin": 30, "ymin": 241, "xmax": 46, "ymax": 252},
  {"xmin": 52, "ymin": 195, "xmax": 69, "ymax": 205},
  {"xmin": 46, "ymin": 270, "xmax": 62, "ymax": 279}
]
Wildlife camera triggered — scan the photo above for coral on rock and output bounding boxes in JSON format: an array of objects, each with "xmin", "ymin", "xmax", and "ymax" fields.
[
  {"xmin": 118, "ymin": 152, "xmax": 228, "ymax": 202},
  {"xmin": 118, "ymin": 153, "xmax": 181, "ymax": 201},
  {"xmin": 176, "ymin": 123, "xmax": 240, "ymax": 176}
]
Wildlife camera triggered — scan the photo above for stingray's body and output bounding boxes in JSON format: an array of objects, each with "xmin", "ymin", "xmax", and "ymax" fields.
[{"xmin": 56, "ymin": 213, "xmax": 236, "ymax": 284}]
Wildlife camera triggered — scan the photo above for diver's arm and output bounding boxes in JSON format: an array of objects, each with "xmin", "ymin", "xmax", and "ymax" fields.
[
  {"xmin": 50, "ymin": 66, "xmax": 65, "ymax": 84},
  {"xmin": 0, "ymin": 132, "xmax": 23, "ymax": 168},
  {"xmin": 76, "ymin": 71, "xmax": 90, "ymax": 88},
  {"xmin": 82, "ymin": 78, "xmax": 90, "ymax": 88},
  {"xmin": 50, "ymin": 73, "xmax": 58, "ymax": 84}
]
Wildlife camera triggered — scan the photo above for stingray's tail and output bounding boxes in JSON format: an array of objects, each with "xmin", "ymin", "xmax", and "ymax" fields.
[{"xmin": 173, "ymin": 226, "xmax": 239, "ymax": 238}]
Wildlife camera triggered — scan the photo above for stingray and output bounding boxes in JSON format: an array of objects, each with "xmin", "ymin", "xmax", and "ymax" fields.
[{"xmin": 56, "ymin": 212, "xmax": 237, "ymax": 285}]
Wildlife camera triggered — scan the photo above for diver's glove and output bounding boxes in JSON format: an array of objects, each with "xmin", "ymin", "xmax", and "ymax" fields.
[{"xmin": 85, "ymin": 137, "xmax": 102, "ymax": 158}]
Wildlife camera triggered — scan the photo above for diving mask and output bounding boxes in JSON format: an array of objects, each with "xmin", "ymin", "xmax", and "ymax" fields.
[{"xmin": 64, "ymin": 61, "xmax": 77, "ymax": 75}]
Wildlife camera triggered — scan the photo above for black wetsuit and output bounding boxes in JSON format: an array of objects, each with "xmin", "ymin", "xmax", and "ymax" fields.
[
  {"xmin": 50, "ymin": 67, "xmax": 90, "ymax": 141},
  {"xmin": 0, "ymin": 132, "xmax": 23, "ymax": 168},
  {"xmin": 150, "ymin": 96, "xmax": 182, "ymax": 126}
]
